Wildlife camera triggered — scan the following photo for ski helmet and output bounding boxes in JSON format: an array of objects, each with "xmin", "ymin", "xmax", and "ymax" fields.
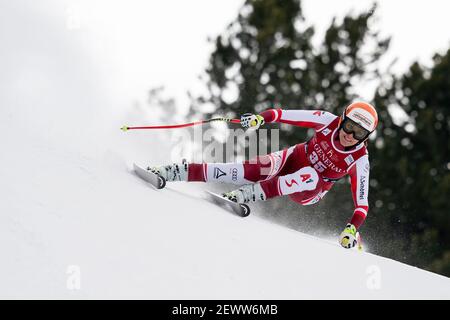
[{"xmin": 340, "ymin": 101, "xmax": 378, "ymax": 143}]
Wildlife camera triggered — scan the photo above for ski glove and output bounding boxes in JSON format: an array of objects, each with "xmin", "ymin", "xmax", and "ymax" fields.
[
  {"xmin": 339, "ymin": 223, "xmax": 360, "ymax": 249},
  {"xmin": 240, "ymin": 113, "xmax": 265, "ymax": 129}
]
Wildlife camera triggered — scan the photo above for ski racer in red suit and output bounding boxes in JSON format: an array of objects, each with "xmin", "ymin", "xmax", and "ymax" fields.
[{"xmin": 149, "ymin": 102, "xmax": 379, "ymax": 249}]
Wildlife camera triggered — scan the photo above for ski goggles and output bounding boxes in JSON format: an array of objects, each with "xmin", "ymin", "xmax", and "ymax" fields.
[{"xmin": 341, "ymin": 118, "xmax": 371, "ymax": 141}]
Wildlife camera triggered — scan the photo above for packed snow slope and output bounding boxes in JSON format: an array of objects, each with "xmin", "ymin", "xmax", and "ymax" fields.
[
  {"xmin": 2, "ymin": 126, "xmax": 450, "ymax": 299},
  {"xmin": 1, "ymin": 1, "xmax": 450, "ymax": 299}
]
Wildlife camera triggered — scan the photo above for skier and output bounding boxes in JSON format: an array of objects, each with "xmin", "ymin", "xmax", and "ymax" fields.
[{"xmin": 149, "ymin": 101, "xmax": 378, "ymax": 249}]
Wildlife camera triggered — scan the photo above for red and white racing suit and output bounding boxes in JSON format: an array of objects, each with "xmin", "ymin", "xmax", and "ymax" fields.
[{"xmin": 188, "ymin": 109, "xmax": 371, "ymax": 228}]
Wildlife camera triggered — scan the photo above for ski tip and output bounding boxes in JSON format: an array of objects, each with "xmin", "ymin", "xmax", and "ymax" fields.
[
  {"xmin": 205, "ymin": 190, "xmax": 251, "ymax": 217},
  {"xmin": 120, "ymin": 126, "xmax": 129, "ymax": 132},
  {"xmin": 239, "ymin": 203, "xmax": 251, "ymax": 217},
  {"xmin": 133, "ymin": 163, "xmax": 167, "ymax": 190},
  {"xmin": 157, "ymin": 176, "xmax": 166, "ymax": 189}
]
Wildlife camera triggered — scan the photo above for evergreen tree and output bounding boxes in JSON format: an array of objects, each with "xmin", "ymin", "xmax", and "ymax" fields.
[
  {"xmin": 373, "ymin": 49, "xmax": 450, "ymax": 275},
  {"xmin": 189, "ymin": 0, "xmax": 450, "ymax": 277},
  {"xmin": 191, "ymin": 0, "xmax": 389, "ymax": 148}
]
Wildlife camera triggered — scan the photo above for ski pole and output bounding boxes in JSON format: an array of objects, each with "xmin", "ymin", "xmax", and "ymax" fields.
[
  {"xmin": 120, "ymin": 117, "xmax": 241, "ymax": 131},
  {"xmin": 356, "ymin": 232, "xmax": 364, "ymax": 252}
]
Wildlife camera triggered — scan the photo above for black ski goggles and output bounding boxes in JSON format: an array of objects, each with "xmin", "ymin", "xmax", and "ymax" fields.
[{"xmin": 341, "ymin": 118, "xmax": 371, "ymax": 141}]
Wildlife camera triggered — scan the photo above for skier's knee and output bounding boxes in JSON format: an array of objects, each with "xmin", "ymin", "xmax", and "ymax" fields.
[{"xmin": 278, "ymin": 166, "xmax": 319, "ymax": 195}]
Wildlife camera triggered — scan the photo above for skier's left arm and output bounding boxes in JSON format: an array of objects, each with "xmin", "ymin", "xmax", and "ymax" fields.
[
  {"xmin": 338, "ymin": 155, "xmax": 370, "ymax": 249},
  {"xmin": 240, "ymin": 109, "xmax": 337, "ymax": 130},
  {"xmin": 347, "ymin": 155, "xmax": 370, "ymax": 229}
]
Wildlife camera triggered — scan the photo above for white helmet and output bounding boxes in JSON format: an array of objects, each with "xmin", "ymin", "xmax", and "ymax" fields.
[
  {"xmin": 340, "ymin": 101, "xmax": 378, "ymax": 143},
  {"xmin": 343, "ymin": 101, "xmax": 378, "ymax": 132}
]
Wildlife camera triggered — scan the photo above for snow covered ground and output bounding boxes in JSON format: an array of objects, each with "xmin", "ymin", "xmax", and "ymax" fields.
[
  {"xmin": 2, "ymin": 126, "xmax": 450, "ymax": 299},
  {"xmin": 1, "ymin": 1, "xmax": 450, "ymax": 299}
]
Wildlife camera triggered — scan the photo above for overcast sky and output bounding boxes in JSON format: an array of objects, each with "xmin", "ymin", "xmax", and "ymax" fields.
[{"xmin": 1, "ymin": 0, "xmax": 450, "ymax": 117}]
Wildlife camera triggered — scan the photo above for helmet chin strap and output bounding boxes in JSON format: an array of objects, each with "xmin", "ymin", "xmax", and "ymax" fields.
[{"xmin": 347, "ymin": 139, "xmax": 366, "ymax": 150}]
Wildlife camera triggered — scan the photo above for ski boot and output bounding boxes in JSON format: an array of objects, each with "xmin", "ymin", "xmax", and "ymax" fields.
[
  {"xmin": 222, "ymin": 183, "xmax": 267, "ymax": 204},
  {"xmin": 147, "ymin": 159, "xmax": 189, "ymax": 182}
]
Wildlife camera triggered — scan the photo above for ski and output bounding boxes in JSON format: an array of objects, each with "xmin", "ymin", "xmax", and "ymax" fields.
[
  {"xmin": 133, "ymin": 163, "xmax": 166, "ymax": 189},
  {"xmin": 205, "ymin": 190, "xmax": 251, "ymax": 217}
]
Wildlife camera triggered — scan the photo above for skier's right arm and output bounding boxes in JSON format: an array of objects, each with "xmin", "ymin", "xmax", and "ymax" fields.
[{"xmin": 258, "ymin": 108, "xmax": 337, "ymax": 130}]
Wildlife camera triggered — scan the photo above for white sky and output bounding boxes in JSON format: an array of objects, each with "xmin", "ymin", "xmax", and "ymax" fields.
[
  {"xmin": 3, "ymin": 0, "xmax": 450, "ymax": 115},
  {"xmin": 304, "ymin": 0, "xmax": 450, "ymax": 71}
]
